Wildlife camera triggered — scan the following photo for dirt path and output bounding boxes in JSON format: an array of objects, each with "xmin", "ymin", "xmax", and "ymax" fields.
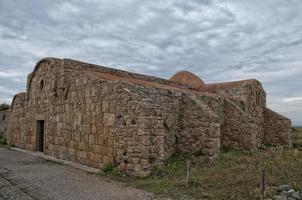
[{"xmin": 0, "ymin": 146, "xmax": 153, "ymax": 200}]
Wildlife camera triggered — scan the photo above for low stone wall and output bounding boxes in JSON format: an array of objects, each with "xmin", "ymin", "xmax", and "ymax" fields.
[{"xmin": 264, "ymin": 108, "xmax": 291, "ymax": 146}]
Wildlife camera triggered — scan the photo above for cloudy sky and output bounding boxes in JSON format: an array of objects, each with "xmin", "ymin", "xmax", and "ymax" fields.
[{"xmin": 0, "ymin": 0, "xmax": 301, "ymax": 125}]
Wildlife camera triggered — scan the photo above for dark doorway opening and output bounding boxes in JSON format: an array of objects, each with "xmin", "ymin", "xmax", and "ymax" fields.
[{"xmin": 37, "ymin": 120, "xmax": 44, "ymax": 152}]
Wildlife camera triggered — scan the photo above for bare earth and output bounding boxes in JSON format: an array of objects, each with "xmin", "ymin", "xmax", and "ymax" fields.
[{"xmin": 0, "ymin": 146, "xmax": 153, "ymax": 200}]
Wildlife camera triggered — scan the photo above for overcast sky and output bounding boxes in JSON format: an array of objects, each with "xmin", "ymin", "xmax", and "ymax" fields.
[{"xmin": 0, "ymin": 0, "xmax": 301, "ymax": 125}]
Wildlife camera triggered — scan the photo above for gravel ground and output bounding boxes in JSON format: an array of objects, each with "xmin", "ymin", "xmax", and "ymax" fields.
[{"xmin": 0, "ymin": 146, "xmax": 153, "ymax": 200}]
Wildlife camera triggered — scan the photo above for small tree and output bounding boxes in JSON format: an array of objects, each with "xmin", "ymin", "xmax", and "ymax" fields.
[{"xmin": 0, "ymin": 103, "xmax": 10, "ymax": 111}]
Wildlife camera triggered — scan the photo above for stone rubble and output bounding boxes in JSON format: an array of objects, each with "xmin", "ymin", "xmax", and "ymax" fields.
[{"xmin": 266, "ymin": 185, "xmax": 302, "ymax": 200}]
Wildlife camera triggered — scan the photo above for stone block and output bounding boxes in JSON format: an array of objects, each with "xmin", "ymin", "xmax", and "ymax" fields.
[
  {"xmin": 103, "ymin": 113, "xmax": 115, "ymax": 126},
  {"xmin": 88, "ymin": 134, "xmax": 95, "ymax": 144},
  {"xmin": 102, "ymin": 101, "xmax": 110, "ymax": 112}
]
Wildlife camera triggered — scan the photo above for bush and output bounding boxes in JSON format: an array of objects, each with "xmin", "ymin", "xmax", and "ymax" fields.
[
  {"xmin": 0, "ymin": 136, "xmax": 7, "ymax": 145},
  {"xmin": 0, "ymin": 103, "xmax": 10, "ymax": 111},
  {"xmin": 103, "ymin": 164, "xmax": 114, "ymax": 173}
]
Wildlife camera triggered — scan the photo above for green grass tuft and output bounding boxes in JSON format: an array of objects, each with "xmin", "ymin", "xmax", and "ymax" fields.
[{"xmin": 102, "ymin": 163, "xmax": 114, "ymax": 173}]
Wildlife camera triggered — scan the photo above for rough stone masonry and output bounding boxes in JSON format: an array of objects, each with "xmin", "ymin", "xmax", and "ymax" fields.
[
  {"xmin": 4, "ymin": 58, "xmax": 291, "ymax": 176},
  {"xmin": 0, "ymin": 110, "xmax": 9, "ymax": 138}
]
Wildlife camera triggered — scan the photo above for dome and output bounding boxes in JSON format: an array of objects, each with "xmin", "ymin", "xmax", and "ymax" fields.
[{"xmin": 169, "ymin": 71, "xmax": 204, "ymax": 89}]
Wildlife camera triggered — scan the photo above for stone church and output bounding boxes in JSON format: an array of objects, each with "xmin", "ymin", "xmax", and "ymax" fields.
[{"xmin": 4, "ymin": 58, "xmax": 291, "ymax": 176}]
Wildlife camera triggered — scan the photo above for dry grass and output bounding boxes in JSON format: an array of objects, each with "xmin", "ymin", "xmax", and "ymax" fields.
[{"xmin": 104, "ymin": 128, "xmax": 302, "ymax": 200}]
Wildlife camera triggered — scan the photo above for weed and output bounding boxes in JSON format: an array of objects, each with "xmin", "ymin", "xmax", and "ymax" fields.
[
  {"xmin": 103, "ymin": 164, "xmax": 114, "ymax": 173},
  {"xmin": 0, "ymin": 136, "xmax": 7, "ymax": 145}
]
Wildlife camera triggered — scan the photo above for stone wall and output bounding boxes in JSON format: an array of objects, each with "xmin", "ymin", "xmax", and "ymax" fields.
[
  {"xmin": 264, "ymin": 108, "xmax": 291, "ymax": 146},
  {"xmin": 5, "ymin": 93, "xmax": 29, "ymax": 148},
  {"xmin": 112, "ymin": 83, "xmax": 183, "ymax": 176},
  {"xmin": 63, "ymin": 59, "xmax": 183, "ymax": 176},
  {"xmin": 201, "ymin": 79, "xmax": 266, "ymax": 110},
  {"xmin": 222, "ymin": 99, "xmax": 262, "ymax": 149},
  {"xmin": 0, "ymin": 110, "xmax": 9, "ymax": 137},
  {"xmin": 201, "ymin": 79, "xmax": 269, "ymax": 148},
  {"xmin": 177, "ymin": 93, "xmax": 221, "ymax": 160}
]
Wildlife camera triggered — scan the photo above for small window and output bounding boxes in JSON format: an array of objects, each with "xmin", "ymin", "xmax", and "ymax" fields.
[
  {"xmin": 2, "ymin": 114, "xmax": 6, "ymax": 121},
  {"xmin": 40, "ymin": 79, "xmax": 44, "ymax": 90}
]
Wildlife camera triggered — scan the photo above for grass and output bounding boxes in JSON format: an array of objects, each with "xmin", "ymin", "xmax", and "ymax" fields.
[
  {"xmin": 103, "ymin": 163, "xmax": 114, "ymax": 173},
  {"xmin": 103, "ymin": 128, "xmax": 302, "ymax": 200},
  {"xmin": 0, "ymin": 135, "xmax": 7, "ymax": 145}
]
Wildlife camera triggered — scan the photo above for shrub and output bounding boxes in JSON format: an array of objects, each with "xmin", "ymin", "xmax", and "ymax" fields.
[
  {"xmin": 0, "ymin": 103, "xmax": 10, "ymax": 111},
  {"xmin": 0, "ymin": 136, "xmax": 7, "ymax": 145},
  {"xmin": 103, "ymin": 164, "xmax": 114, "ymax": 173}
]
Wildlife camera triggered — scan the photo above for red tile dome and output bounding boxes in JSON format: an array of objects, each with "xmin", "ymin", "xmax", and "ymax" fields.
[{"xmin": 169, "ymin": 71, "xmax": 204, "ymax": 89}]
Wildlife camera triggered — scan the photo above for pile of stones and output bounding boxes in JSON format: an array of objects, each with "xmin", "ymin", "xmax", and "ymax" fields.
[{"xmin": 269, "ymin": 185, "xmax": 302, "ymax": 200}]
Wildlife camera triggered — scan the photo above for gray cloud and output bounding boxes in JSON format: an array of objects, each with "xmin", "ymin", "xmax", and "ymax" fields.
[{"xmin": 0, "ymin": 0, "xmax": 301, "ymax": 125}]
